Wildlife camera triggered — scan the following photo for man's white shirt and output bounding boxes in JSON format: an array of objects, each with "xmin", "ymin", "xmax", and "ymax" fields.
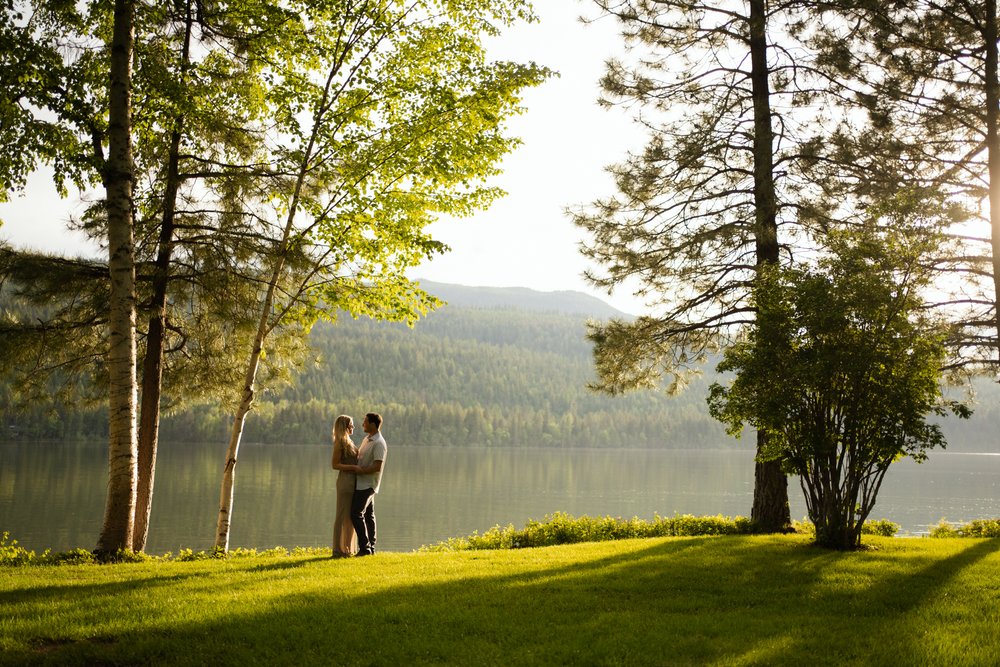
[{"xmin": 356, "ymin": 431, "xmax": 387, "ymax": 493}]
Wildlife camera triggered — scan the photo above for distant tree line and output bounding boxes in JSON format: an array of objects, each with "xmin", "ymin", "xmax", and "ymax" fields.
[
  {"xmin": 2, "ymin": 305, "xmax": 736, "ymax": 448},
  {"xmin": 5, "ymin": 303, "xmax": 997, "ymax": 451}
]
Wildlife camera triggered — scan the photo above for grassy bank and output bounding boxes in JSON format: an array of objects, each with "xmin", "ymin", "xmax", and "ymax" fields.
[{"xmin": 2, "ymin": 534, "xmax": 999, "ymax": 666}]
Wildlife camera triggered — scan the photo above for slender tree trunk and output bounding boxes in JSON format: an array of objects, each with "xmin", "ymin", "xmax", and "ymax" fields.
[
  {"xmin": 213, "ymin": 58, "xmax": 342, "ymax": 552},
  {"xmin": 748, "ymin": 0, "xmax": 790, "ymax": 532},
  {"xmin": 133, "ymin": 312, "xmax": 165, "ymax": 552},
  {"xmin": 132, "ymin": 0, "xmax": 193, "ymax": 553},
  {"xmin": 212, "ymin": 275, "xmax": 288, "ymax": 554},
  {"xmin": 985, "ymin": 0, "xmax": 1000, "ymax": 370},
  {"xmin": 214, "ymin": 302, "xmax": 272, "ymax": 553},
  {"xmin": 96, "ymin": 0, "xmax": 138, "ymax": 556},
  {"xmin": 133, "ymin": 127, "xmax": 181, "ymax": 552}
]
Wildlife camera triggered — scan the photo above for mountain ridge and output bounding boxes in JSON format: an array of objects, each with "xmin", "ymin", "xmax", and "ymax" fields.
[{"xmin": 417, "ymin": 279, "xmax": 629, "ymax": 319}]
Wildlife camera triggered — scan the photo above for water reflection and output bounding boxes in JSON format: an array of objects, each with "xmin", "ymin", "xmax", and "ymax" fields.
[{"xmin": 1, "ymin": 441, "xmax": 998, "ymax": 554}]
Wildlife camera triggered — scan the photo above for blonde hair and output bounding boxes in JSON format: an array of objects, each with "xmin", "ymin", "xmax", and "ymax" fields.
[{"xmin": 332, "ymin": 415, "xmax": 357, "ymax": 458}]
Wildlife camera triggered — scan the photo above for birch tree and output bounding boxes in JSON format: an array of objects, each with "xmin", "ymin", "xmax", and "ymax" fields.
[
  {"xmin": 126, "ymin": 0, "xmax": 295, "ymax": 551},
  {"xmin": 96, "ymin": 0, "xmax": 139, "ymax": 557},
  {"xmin": 2, "ymin": 0, "xmax": 300, "ymax": 553},
  {"xmin": 2, "ymin": 0, "xmax": 140, "ymax": 555},
  {"xmin": 212, "ymin": 0, "xmax": 549, "ymax": 551}
]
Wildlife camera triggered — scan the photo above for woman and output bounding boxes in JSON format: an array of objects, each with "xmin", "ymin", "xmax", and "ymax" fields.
[{"xmin": 331, "ymin": 414, "xmax": 359, "ymax": 557}]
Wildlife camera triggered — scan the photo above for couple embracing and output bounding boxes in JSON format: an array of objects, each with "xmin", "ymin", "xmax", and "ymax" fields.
[{"xmin": 331, "ymin": 412, "xmax": 387, "ymax": 557}]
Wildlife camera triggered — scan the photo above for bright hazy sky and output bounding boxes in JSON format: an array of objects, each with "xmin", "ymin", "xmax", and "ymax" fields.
[{"xmin": 0, "ymin": 1, "xmax": 649, "ymax": 315}]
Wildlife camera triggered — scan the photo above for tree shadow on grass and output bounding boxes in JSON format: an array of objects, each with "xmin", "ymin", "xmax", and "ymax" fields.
[
  {"xmin": 247, "ymin": 555, "xmax": 330, "ymax": 573},
  {"xmin": 719, "ymin": 538, "xmax": 1000, "ymax": 665},
  {"xmin": 0, "ymin": 569, "xmax": 215, "ymax": 608},
  {"xmin": 10, "ymin": 536, "xmax": 1000, "ymax": 666},
  {"xmin": 1, "ymin": 538, "xmax": 699, "ymax": 664},
  {"xmin": 795, "ymin": 538, "xmax": 997, "ymax": 665}
]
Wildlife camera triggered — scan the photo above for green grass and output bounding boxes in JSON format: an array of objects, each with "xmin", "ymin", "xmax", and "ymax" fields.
[{"xmin": 2, "ymin": 535, "xmax": 1000, "ymax": 665}]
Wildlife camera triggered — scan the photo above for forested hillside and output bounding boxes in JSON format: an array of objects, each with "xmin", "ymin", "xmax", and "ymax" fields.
[
  {"xmin": 3, "ymin": 283, "xmax": 996, "ymax": 449},
  {"xmin": 158, "ymin": 284, "xmax": 731, "ymax": 447}
]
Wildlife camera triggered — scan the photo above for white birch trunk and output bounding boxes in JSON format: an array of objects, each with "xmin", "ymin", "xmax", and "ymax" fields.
[
  {"xmin": 985, "ymin": 0, "xmax": 1000, "ymax": 371},
  {"xmin": 212, "ymin": 59, "xmax": 342, "ymax": 552},
  {"xmin": 213, "ymin": 284, "xmax": 279, "ymax": 552},
  {"xmin": 96, "ymin": 0, "xmax": 138, "ymax": 556}
]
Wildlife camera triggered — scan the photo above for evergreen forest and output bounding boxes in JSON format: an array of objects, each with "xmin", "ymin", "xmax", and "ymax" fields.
[{"xmin": 2, "ymin": 282, "xmax": 995, "ymax": 450}]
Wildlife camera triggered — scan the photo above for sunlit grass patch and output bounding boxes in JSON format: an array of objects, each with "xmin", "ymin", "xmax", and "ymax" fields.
[{"xmin": 2, "ymin": 535, "xmax": 999, "ymax": 665}]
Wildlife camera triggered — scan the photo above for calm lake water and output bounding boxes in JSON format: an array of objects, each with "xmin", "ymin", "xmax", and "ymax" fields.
[{"xmin": 2, "ymin": 441, "xmax": 1000, "ymax": 554}]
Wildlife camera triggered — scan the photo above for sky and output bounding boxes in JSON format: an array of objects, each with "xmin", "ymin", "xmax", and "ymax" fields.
[{"xmin": 0, "ymin": 1, "xmax": 649, "ymax": 315}]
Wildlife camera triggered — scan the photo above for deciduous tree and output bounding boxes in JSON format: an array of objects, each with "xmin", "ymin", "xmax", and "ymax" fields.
[
  {"xmin": 709, "ymin": 222, "xmax": 969, "ymax": 549},
  {"xmin": 1, "ymin": 0, "xmax": 303, "ymax": 553},
  {"xmin": 211, "ymin": 0, "xmax": 550, "ymax": 551}
]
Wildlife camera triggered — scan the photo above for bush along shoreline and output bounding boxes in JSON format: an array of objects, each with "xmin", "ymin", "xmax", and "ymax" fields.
[
  {"xmin": 929, "ymin": 518, "xmax": 1000, "ymax": 538},
  {"xmin": 418, "ymin": 512, "xmax": 909, "ymax": 552}
]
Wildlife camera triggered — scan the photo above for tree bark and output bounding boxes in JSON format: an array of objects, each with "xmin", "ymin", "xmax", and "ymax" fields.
[
  {"xmin": 96, "ymin": 0, "xmax": 138, "ymax": 557},
  {"xmin": 747, "ymin": 0, "xmax": 790, "ymax": 531},
  {"xmin": 985, "ymin": 0, "xmax": 1000, "ymax": 370},
  {"xmin": 751, "ymin": 454, "xmax": 790, "ymax": 532},
  {"xmin": 214, "ymin": 319, "xmax": 269, "ymax": 553},
  {"xmin": 132, "ymin": 128, "xmax": 181, "ymax": 552},
  {"xmin": 132, "ymin": 0, "xmax": 192, "ymax": 553}
]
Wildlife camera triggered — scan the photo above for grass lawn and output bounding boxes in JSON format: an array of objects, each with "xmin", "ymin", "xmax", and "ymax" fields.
[{"xmin": 2, "ymin": 534, "xmax": 999, "ymax": 665}]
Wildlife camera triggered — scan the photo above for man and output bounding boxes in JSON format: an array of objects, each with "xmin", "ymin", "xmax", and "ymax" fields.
[{"xmin": 351, "ymin": 412, "xmax": 387, "ymax": 556}]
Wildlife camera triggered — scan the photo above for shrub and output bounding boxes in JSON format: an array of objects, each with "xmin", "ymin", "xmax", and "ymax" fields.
[
  {"xmin": 0, "ymin": 540, "xmax": 334, "ymax": 566},
  {"xmin": 48, "ymin": 548, "xmax": 97, "ymax": 565},
  {"xmin": 175, "ymin": 548, "xmax": 213, "ymax": 562},
  {"xmin": 173, "ymin": 546, "xmax": 331, "ymax": 560},
  {"xmin": 956, "ymin": 519, "xmax": 1000, "ymax": 538},
  {"xmin": 708, "ymin": 230, "xmax": 966, "ymax": 550},
  {"xmin": 229, "ymin": 546, "xmax": 290, "ymax": 559},
  {"xmin": 862, "ymin": 519, "xmax": 900, "ymax": 537},
  {"xmin": 0, "ymin": 532, "xmax": 39, "ymax": 566},
  {"xmin": 419, "ymin": 512, "xmax": 754, "ymax": 552},
  {"xmin": 790, "ymin": 519, "xmax": 899, "ymax": 538},
  {"xmin": 0, "ymin": 533, "xmax": 107, "ymax": 565},
  {"xmin": 930, "ymin": 519, "xmax": 1000, "ymax": 538},
  {"xmin": 111, "ymin": 549, "xmax": 153, "ymax": 563}
]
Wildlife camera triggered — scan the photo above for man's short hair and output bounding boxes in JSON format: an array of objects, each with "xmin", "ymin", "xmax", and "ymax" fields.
[{"xmin": 366, "ymin": 412, "xmax": 383, "ymax": 429}]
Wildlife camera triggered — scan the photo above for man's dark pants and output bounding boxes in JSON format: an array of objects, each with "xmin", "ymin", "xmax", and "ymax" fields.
[{"xmin": 351, "ymin": 488, "xmax": 377, "ymax": 555}]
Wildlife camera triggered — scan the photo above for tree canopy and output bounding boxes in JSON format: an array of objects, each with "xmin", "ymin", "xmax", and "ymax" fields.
[
  {"xmin": 574, "ymin": 0, "xmax": 836, "ymax": 530},
  {"xmin": 796, "ymin": 0, "xmax": 999, "ymax": 371}
]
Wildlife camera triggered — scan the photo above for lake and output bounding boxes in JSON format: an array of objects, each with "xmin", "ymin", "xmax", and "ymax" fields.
[{"xmin": 2, "ymin": 440, "xmax": 999, "ymax": 554}]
